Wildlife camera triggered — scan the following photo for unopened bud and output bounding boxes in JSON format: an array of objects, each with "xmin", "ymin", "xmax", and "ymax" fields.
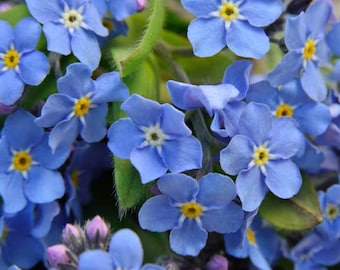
[
  {"xmin": 62, "ymin": 224, "xmax": 81, "ymax": 243},
  {"xmin": 137, "ymin": 0, "xmax": 148, "ymax": 10},
  {"xmin": 206, "ymin": 255, "xmax": 229, "ymax": 270},
  {"xmin": 47, "ymin": 244, "xmax": 70, "ymax": 267},
  {"xmin": 85, "ymin": 215, "xmax": 109, "ymax": 241}
]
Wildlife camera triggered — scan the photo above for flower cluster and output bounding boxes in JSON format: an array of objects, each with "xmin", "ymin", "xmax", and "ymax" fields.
[{"xmin": 0, "ymin": 0, "xmax": 339, "ymax": 269}]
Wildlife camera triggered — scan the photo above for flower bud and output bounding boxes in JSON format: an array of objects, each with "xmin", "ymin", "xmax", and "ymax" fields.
[
  {"xmin": 85, "ymin": 215, "xmax": 109, "ymax": 241},
  {"xmin": 47, "ymin": 244, "xmax": 70, "ymax": 267},
  {"xmin": 206, "ymin": 255, "xmax": 229, "ymax": 270},
  {"xmin": 0, "ymin": 102, "xmax": 17, "ymax": 115},
  {"xmin": 137, "ymin": 0, "xmax": 148, "ymax": 11},
  {"xmin": 62, "ymin": 224, "xmax": 81, "ymax": 243}
]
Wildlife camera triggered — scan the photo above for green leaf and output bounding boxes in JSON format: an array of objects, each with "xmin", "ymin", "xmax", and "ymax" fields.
[
  {"xmin": 112, "ymin": 0, "xmax": 165, "ymax": 77},
  {"xmin": 113, "ymin": 157, "xmax": 146, "ymax": 214},
  {"xmin": 0, "ymin": 4, "xmax": 30, "ymax": 26},
  {"xmin": 259, "ymin": 178, "xmax": 322, "ymax": 230}
]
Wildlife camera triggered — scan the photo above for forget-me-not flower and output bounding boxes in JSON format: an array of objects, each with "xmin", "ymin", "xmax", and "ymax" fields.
[
  {"xmin": 91, "ymin": 0, "xmax": 138, "ymax": 20},
  {"xmin": 0, "ymin": 109, "xmax": 69, "ymax": 214},
  {"xmin": 107, "ymin": 94, "xmax": 203, "ymax": 183},
  {"xmin": 138, "ymin": 173, "xmax": 244, "ymax": 256},
  {"xmin": 25, "ymin": 0, "xmax": 108, "ymax": 69},
  {"xmin": 220, "ymin": 102, "xmax": 305, "ymax": 211},
  {"xmin": 35, "ymin": 62, "xmax": 129, "ymax": 152},
  {"xmin": 0, "ymin": 18, "xmax": 49, "ymax": 105},
  {"xmin": 180, "ymin": 0, "xmax": 282, "ymax": 59},
  {"xmin": 268, "ymin": 1, "xmax": 331, "ymax": 101}
]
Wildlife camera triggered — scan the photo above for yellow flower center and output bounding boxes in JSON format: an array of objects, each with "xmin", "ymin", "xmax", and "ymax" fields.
[
  {"xmin": 303, "ymin": 39, "xmax": 316, "ymax": 60},
  {"xmin": 219, "ymin": 3, "xmax": 239, "ymax": 21},
  {"xmin": 253, "ymin": 146, "xmax": 269, "ymax": 166},
  {"xmin": 275, "ymin": 104, "xmax": 294, "ymax": 118},
  {"xmin": 71, "ymin": 170, "xmax": 79, "ymax": 188},
  {"xmin": 102, "ymin": 19, "xmax": 115, "ymax": 32},
  {"xmin": 12, "ymin": 151, "xmax": 32, "ymax": 172},
  {"xmin": 3, "ymin": 49, "xmax": 20, "ymax": 69},
  {"xmin": 1, "ymin": 226, "xmax": 8, "ymax": 241},
  {"xmin": 181, "ymin": 202, "xmax": 203, "ymax": 219},
  {"xmin": 73, "ymin": 96, "xmax": 91, "ymax": 117},
  {"xmin": 325, "ymin": 204, "xmax": 339, "ymax": 220},
  {"xmin": 247, "ymin": 228, "xmax": 256, "ymax": 245}
]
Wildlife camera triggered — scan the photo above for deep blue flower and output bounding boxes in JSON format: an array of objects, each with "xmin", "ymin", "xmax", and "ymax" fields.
[
  {"xmin": 0, "ymin": 18, "xmax": 49, "ymax": 105},
  {"xmin": 25, "ymin": 0, "xmax": 108, "ymax": 69},
  {"xmin": 224, "ymin": 212, "xmax": 282, "ymax": 270},
  {"xmin": 220, "ymin": 102, "xmax": 304, "ymax": 211},
  {"xmin": 268, "ymin": 1, "xmax": 331, "ymax": 101},
  {"xmin": 107, "ymin": 94, "xmax": 202, "ymax": 183},
  {"xmin": 78, "ymin": 229, "xmax": 164, "ymax": 270},
  {"xmin": 35, "ymin": 63, "xmax": 129, "ymax": 152},
  {"xmin": 0, "ymin": 109, "xmax": 69, "ymax": 213},
  {"xmin": 167, "ymin": 60, "xmax": 252, "ymax": 137},
  {"xmin": 138, "ymin": 173, "xmax": 244, "ymax": 256},
  {"xmin": 180, "ymin": 0, "xmax": 282, "ymax": 59}
]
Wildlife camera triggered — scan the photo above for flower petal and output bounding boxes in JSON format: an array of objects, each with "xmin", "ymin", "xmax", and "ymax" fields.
[
  {"xmin": 180, "ymin": 0, "xmax": 219, "ymax": 17},
  {"xmin": 0, "ymin": 70, "xmax": 24, "ymax": 105},
  {"xmin": 78, "ymin": 250, "xmax": 113, "ymax": 270},
  {"xmin": 160, "ymin": 104, "xmax": 191, "ymax": 137},
  {"xmin": 19, "ymin": 51, "xmax": 49, "ymax": 86},
  {"xmin": 25, "ymin": 0, "xmax": 62, "ymax": 23},
  {"xmin": 0, "ymin": 20, "xmax": 13, "ymax": 52},
  {"xmin": 81, "ymin": 105, "xmax": 107, "ymax": 142},
  {"xmin": 43, "ymin": 22, "xmax": 71, "ymax": 55}
]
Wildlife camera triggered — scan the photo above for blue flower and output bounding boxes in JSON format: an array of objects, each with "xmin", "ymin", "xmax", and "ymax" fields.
[
  {"xmin": 268, "ymin": 1, "xmax": 331, "ymax": 101},
  {"xmin": 91, "ymin": 0, "xmax": 138, "ymax": 20},
  {"xmin": 0, "ymin": 109, "xmax": 69, "ymax": 213},
  {"xmin": 224, "ymin": 212, "xmax": 282, "ymax": 270},
  {"xmin": 107, "ymin": 94, "xmax": 202, "ymax": 183},
  {"xmin": 35, "ymin": 62, "xmax": 129, "ymax": 151},
  {"xmin": 220, "ymin": 102, "xmax": 304, "ymax": 211},
  {"xmin": 25, "ymin": 0, "xmax": 108, "ymax": 69},
  {"xmin": 78, "ymin": 229, "xmax": 164, "ymax": 270},
  {"xmin": 180, "ymin": 0, "xmax": 282, "ymax": 59},
  {"xmin": 0, "ymin": 18, "xmax": 49, "ymax": 105},
  {"xmin": 167, "ymin": 60, "xmax": 252, "ymax": 137},
  {"xmin": 138, "ymin": 173, "xmax": 244, "ymax": 256}
]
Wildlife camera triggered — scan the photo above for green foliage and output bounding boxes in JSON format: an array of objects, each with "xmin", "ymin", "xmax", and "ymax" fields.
[
  {"xmin": 259, "ymin": 178, "xmax": 323, "ymax": 230},
  {"xmin": 0, "ymin": 4, "xmax": 30, "ymax": 25}
]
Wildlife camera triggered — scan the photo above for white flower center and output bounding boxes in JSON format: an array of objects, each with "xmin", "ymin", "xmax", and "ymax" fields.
[
  {"xmin": 61, "ymin": 4, "xmax": 87, "ymax": 32},
  {"xmin": 142, "ymin": 123, "xmax": 167, "ymax": 147}
]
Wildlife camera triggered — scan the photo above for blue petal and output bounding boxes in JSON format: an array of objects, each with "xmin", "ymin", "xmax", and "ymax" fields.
[
  {"xmin": 220, "ymin": 135, "xmax": 253, "ymax": 175},
  {"xmin": 130, "ymin": 146, "xmax": 167, "ymax": 183},
  {"xmin": 241, "ymin": 0, "xmax": 282, "ymax": 27},
  {"xmin": 35, "ymin": 94, "xmax": 74, "ymax": 127},
  {"xmin": 201, "ymin": 202, "xmax": 244, "ymax": 233},
  {"xmin": 268, "ymin": 51, "xmax": 302, "ymax": 87},
  {"xmin": 25, "ymin": 0, "xmax": 62, "ymax": 23},
  {"xmin": 160, "ymin": 104, "xmax": 191, "ymax": 137},
  {"xmin": 327, "ymin": 22, "xmax": 340, "ymax": 55},
  {"xmin": 19, "ymin": 51, "xmax": 49, "ymax": 85},
  {"xmin": 43, "ymin": 22, "xmax": 71, "ymax": 55},
  {"xmin": 294, "ymin": 102, "xmax": 331, "ymax": 135},
  {"xmin": 31, "ymin": 202, "xmax": 60, "ymax": 238},
  {"xmin": 0, "ymin": 20, "xmax": 13, "ymax": 52},
  {"xmin": 170, "ymin": 219, "xmax": 207, "ymax": 256},
  {"xmin": 249, "ymin": 246, "xmax": 272, "ymax": 270},
  {"xmin": 187, "ymin": 17, "xmax": 226, "ymax": 57},
  {"xmin": 0, "ymin": 137, "xmax": 11, "ymax": 172},
  {"xmin": 92, "ymin": 71, "xmax": 129, "ymax": 103},
  {"xmin": 48, "ymin": 117, "xmax": 80, "ymax": 151},
  {"xmin": 121, "ymin": 94, "xmax": 162, "ymax": 127},
  {"xmin": 284, "ymin": 13, "xmax": 306, "ymax": 50},
  {"xmin": 31, "ymin": 133, "xmax": 70, "ymax": 169},
  {"xmin": 78, "ymin": 250, "xmax": 113, "ymax": 270},
  {"xmin": 83, "ymin": 3, "xmax": 108, "ymax": 36},
  {"xmin": 306, "ymin": 1, "xmax": 331, "ymax": 37},
  {"xmin": 314, "ymin": 239, "xmax": 340, "ymax": 266},
  {"xmin": 236, "ymin": 166, "xmax": 267, "ymax": 212},
  {"xmin": 268, "ymin": 117, "xmax": 305, "ymax": 159},
  {"xmin": 3, "ymin": 109, "xmax": 44, "ymax": 149},
  {"xmin": 71, "ymin": 29, "xmax": 101, "ymax": 70},
  {"xmin": 0, "ymin": 172, "xmax": 26, "ymax": 213},
  {"xmin": 25, "ymin": 166, "xmax": 65, "ymax": 203},
  {"xmin": 197, "ymin": 173, "xmax": 236, "ymax": 207},
  {"xmin": 14, "ymin": 17, "xmax": 41, "ymax": 52},
  {"xmin": 157, "ymin": 173, "xmax": 199, "ymax": 203},
  {"xmin": 226, "ymin": 20, "xmax": 269, "ymax": 59},
  {"xmin": 166, "ymin": 80, "xmax": 204, "ymax": 110},
  {"xmin": 57, "ymin": 62, "xmax": 93, "ymax": 97},
  {"xmin": 109, "ymin": 229, "xmax": 143, "ymax": 269},
  {"xmin": 0, "ymin": 70, "xmax": 24, "ymax": 105},
  {"xmin": 247, "ymin": 80, "xmax": 279, "ymax": 110},
  {"xmin": 238, "ymin": 102, "xmax": 272, "ymax": 146},
  {"xmin": 108, "ymin": 0, "xmax": 137, "ymax": 20},
  {"xmin": 81, "ymin": 105, "xmax": 107, "ymax": 142},
  {"xmin": 222, "ymin": 60, "xmax": 253, "ymax": 100},
  {"xmin": 161, "ymin": 136, "xmax": 202, "ymax": 173},
  {"xmin": 265, "ymin": 160, "xmax": 302, "ymax": 199},
  {"xmin": 91, "ymin": 0, "xmax": 107, "ymax": 16},
  {"xmin": 301, "ymin": 62, "xmax": 327, "ymax": 101},
  {"xmin": 107, "ymin": 118, "xmax": 144, "ymax": 158},
  {"xmin": 138, "ymin": 195, "xmax": 180, "ymax": 232},
  {"xmin": 180, "ymin": 0, "xmax": 219, "ymax": 17},
  {"xmin": 326, "ymin": 185, "xmax": 340, "ymax": 204}
]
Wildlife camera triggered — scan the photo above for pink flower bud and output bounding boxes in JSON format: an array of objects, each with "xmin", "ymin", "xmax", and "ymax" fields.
[
  {"xmin": 206, "ymin": 255, "xmax": 229, "ymax": 270},
  {"xmin": 0, "ymin": 102, "xmax": 17, "ymax": 115},
  {"xmin": 85, "ymin": 215, "xmax": 109, "ymax": 241},
  {"xmin": 47, "ymin": 244, "xmax": 70, "ymax": 267},
  {"xmin": 137, "ymin": 0, "xmax": 148, "ymax": 10},
  {"xmin": 62, "ymin": 224, "xmax": 81, "ymax": 243}
]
